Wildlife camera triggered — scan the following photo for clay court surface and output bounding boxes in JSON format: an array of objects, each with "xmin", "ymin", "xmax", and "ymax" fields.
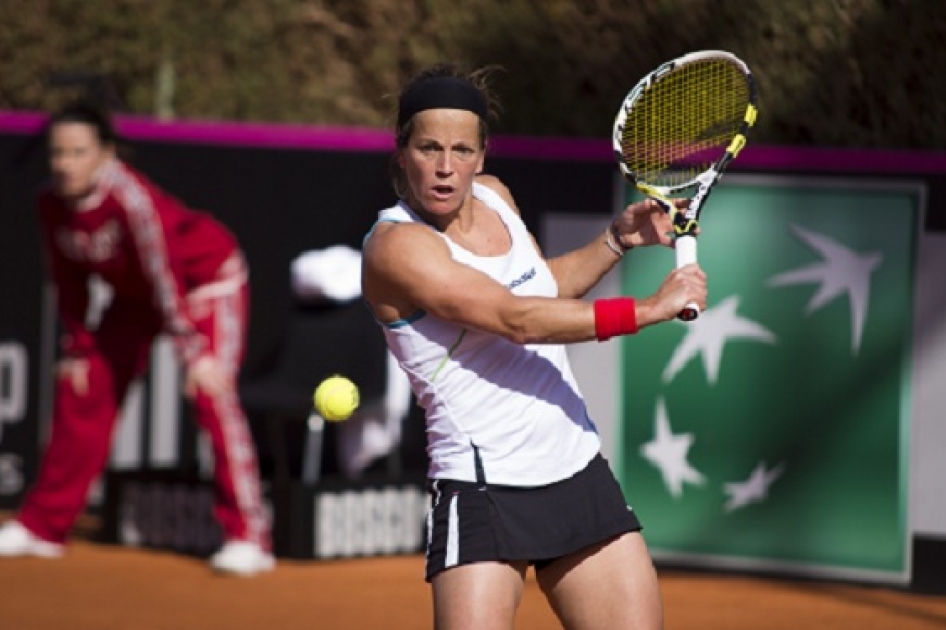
[{"xmin": 1, "ymin": 526, "xmax": 945, "ymax": 630}]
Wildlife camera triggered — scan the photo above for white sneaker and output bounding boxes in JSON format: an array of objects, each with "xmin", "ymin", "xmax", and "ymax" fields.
[
  {"xmin": 209, "ymin": 540, "xmax": 275, "ymax": 576},
  {"xmin": 0, "ymin": 521, "xmax": 64, "ymax": 558}
]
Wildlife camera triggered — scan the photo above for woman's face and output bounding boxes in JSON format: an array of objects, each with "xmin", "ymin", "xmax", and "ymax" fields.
[
  {"xmin": 48, "ymin": 122, "xmax": 114, "ymax": 201},
  {"xmin": 398, "ymin": 108, "xmax": 485, "ymax": 217}
]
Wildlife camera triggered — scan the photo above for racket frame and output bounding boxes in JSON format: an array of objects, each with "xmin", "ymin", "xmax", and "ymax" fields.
[{"xmin": 612, "ymin": 50, "xmax": 758, "ymax": 320}]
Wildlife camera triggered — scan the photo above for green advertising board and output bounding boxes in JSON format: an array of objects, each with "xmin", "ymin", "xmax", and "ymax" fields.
[{"xmin": 617, "ymin": 175, "xmax": 921, "ymax": 582}]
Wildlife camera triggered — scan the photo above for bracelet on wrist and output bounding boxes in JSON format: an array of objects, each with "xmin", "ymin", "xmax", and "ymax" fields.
[
  {"xmin": 605, "ymin": 228, "xmax": 625, "ymax": 257},
  {"xmin": 609, "ymin": 222, "xmax": 633, "ymax": 256}
]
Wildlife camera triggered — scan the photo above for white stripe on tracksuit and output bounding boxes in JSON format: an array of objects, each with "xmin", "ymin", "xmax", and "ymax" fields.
[{"xmin": 205, "ymin": 276, "xmax": 269, "ymax": 547}]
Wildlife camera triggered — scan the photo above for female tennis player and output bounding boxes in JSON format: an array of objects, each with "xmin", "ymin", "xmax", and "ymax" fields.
[{"xmin": 361, "ymin": 62, "xmax": 707, "ymax": 629}]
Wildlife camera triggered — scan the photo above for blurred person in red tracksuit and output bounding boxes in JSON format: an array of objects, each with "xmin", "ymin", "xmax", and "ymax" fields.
[{"xmin": 0, "ymin": 100, "xmax": 273, "ymax": 576}]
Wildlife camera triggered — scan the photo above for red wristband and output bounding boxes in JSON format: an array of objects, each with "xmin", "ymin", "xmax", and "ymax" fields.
[{"xmin": 593, "ymin": 297, "xmax": 639, "ymax": 341}]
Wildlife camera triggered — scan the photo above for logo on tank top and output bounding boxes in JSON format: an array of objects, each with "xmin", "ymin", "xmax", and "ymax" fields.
[{"xmin": 507, "ymin": 267, "xmax": 536, "ymax": 290}]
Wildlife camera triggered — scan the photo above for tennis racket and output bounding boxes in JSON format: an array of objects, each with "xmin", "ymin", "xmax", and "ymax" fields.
[{"xmin": 612, "ymin": 50, "xmax": 758, "ymax": 321}]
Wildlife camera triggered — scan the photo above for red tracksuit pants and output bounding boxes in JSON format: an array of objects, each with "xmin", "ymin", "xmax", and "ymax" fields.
[{"xmin": 17, "ymin": 283, "xmax": 270, "ymax": 550}]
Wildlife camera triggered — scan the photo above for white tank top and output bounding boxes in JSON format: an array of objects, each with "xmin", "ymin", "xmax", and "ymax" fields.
[{"xmin": 373, "ymin": 183, "xmax": 600, "ymax": 486}]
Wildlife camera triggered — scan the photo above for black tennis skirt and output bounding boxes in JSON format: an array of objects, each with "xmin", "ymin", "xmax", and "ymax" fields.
[{"xmin": 424, "ymin": 453, "xmax": 642, "ymax": 581}]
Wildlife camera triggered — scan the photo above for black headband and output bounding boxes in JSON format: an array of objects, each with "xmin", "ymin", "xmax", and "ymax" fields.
[{"xmin": 396, "ymin": 76, "xmax": 488, "ymax": 128}]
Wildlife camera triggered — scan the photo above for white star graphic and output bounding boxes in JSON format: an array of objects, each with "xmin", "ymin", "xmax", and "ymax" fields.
[
  {"xmin": 640, "ymin": 398, "xmax": 705, "ymax": 498},
  {"xmin": 723, "ymin": 461, "xmax": 785, "ymax": 512},
  {"xmin": 663, "ymin": 296, "xmax": 777, "ymax": 385},
  {"xmin": 767, "ymin": 224, "xmax": 882, "ymax": 354}
]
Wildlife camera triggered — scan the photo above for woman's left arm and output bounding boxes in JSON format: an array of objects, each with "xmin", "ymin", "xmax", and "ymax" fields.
[{"xmin": 477, "ymin": 174, "xmax": 680, "ymax": 299}]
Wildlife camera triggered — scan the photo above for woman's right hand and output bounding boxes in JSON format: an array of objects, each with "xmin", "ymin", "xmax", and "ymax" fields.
[
  {"xmin": 639, "ymin": 264, "xmax": 708, "ymax": 325},
  {"xmin": 56, "ymin": 358, "xmax": 90, "ymax": 396}
]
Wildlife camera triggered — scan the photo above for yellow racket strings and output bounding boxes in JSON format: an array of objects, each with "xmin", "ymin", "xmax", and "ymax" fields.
[{"xmin": 622, "ymin": 59, "xmax": 750, "ymax": 188}]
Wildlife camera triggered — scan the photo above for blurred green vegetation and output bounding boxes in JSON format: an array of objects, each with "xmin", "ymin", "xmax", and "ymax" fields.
[{"xmin": 1, "ymin": 0, "xmax": 942, "ymax": 148}]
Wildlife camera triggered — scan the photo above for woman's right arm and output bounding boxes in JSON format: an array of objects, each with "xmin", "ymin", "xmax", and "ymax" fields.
[
  {"xmin": 38, "ymin": 206, "xmax": 94, "ymax": 359},
  {"xmin": 362, "ymin": 221, "xmax": 706, "ymax": 345}
]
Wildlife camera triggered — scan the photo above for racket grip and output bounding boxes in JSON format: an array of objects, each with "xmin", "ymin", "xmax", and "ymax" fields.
[{"xmin": 674, "ymin": 235, "xmax": 700, "ymax": 321}]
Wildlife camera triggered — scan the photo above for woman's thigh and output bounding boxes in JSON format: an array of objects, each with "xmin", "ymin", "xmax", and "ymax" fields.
[
  {"xmin": 536, "ymin": 532, "xmax": 663, "ymax": 630},
  {"xmin": 431, "ymin": 560, "xmax": 529, "ymax": 630}
]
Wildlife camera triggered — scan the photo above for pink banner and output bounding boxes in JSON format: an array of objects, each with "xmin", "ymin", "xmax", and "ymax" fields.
[{"xmin": 4, "ymin": 110, "xmax": 945, "ymax": 173}]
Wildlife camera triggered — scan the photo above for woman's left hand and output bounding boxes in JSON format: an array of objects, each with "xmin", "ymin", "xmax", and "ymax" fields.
[
  {"xmin": 611, "ymin": 197, "xmax": 689, "ymax": 250},
  {"xmin": 184, "ymin": 355, "xmax": 231, "ymax": 399}
]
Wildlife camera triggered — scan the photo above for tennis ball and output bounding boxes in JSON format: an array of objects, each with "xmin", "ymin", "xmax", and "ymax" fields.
[{"xmin": 313, "ymin": 375, "xmax": 360, "ymax": 422}]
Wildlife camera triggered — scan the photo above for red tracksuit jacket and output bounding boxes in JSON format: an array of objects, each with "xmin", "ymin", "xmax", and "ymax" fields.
[{"xmin": 37, "ymin": 159, "xmax": 240, "ymax": 369}]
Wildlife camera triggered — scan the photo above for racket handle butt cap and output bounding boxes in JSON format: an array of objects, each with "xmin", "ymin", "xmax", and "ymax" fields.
[{"xmin": 678, "ymin": 303, "xmax": 700, "ymax": 321}]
